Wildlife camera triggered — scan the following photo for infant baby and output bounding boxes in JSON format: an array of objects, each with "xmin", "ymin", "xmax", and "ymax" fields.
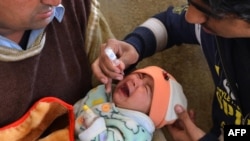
[{"xmin": 74, "ymin": 66, "xmax": 187, "ymax": 141}]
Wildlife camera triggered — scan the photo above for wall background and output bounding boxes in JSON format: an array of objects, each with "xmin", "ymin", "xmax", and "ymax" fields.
[{"xmin": 98, "ymin": 0, "xmax": 215, "ymax": 140}]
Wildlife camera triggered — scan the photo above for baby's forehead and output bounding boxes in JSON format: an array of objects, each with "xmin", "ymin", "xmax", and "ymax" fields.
[
  {"xmin": 131, "ymin": 72, "xmax": 154, "ymax": 82},
  {"xmin": 132, "ymin": 71, "xmax": 151, "ymax": 77}
]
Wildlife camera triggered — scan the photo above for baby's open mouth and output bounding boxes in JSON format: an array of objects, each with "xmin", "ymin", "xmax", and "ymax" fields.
[{"xmin": 120, "ymin": 85, "xmax": 130, "ymax": 97}]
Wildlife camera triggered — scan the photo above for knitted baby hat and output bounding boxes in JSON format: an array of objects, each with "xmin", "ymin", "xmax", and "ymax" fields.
[{"xmin": 133, "ymin": 66, "xmax": 187, "ymax": 129}]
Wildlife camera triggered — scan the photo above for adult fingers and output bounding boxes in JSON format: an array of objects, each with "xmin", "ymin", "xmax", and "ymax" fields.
[
  {"xmin": 175, "ymin": 105, "xmax": 205, "ymax": 141},
  {"xmin": 105, "ymin": 78, "xmax": 112, "ymax": 93},
  {"xmin": 92, "ymin": 58, "xmax": 108, "ymax": 84},
  {"xmin": 99, "ymin": 42, "xmax": 125, "ymax": 79}
]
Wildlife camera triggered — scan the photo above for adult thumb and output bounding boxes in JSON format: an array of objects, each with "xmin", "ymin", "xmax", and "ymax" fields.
[
  {"xmin": 174, "ymin": 104, "xmax": 194, "ymax": 129},
  {"xmin": 174, "ymin": 104, "xmax": 205, "ymax": 140}
]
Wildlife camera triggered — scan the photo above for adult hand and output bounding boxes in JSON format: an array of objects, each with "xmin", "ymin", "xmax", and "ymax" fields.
[
  {"xmin": 92, "ymin": 38, "xmax": 139, "ymax": 93},
  {"xmin": 167, "ymin": 104, "xmax": 205, "ymax": 141}
]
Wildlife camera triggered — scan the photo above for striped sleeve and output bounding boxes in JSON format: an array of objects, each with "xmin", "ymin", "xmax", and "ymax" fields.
[{"xmin": 124, "ymin": 5, "xmax": 198, "ymax": 60}]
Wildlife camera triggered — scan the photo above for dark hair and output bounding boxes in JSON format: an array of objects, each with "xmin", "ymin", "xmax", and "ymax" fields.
[{"xmin": 202, "ymin": 0, "xmax": 250, "ymax": 22}]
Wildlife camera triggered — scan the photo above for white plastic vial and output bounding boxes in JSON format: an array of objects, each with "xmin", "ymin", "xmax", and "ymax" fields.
[{"xmin": 104, "ymin": 47, "xmax": 120, "ymax": 66}]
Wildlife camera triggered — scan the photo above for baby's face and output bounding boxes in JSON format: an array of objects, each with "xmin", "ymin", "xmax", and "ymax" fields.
[{"xmin": 112, "ymin": 72, "xmax": 154, "ymax": 114}]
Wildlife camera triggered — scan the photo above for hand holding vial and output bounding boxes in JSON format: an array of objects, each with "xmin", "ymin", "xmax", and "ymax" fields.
[{"xmin": 104, "ymin": 47, "xmax": 120, "ymax": 66}]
